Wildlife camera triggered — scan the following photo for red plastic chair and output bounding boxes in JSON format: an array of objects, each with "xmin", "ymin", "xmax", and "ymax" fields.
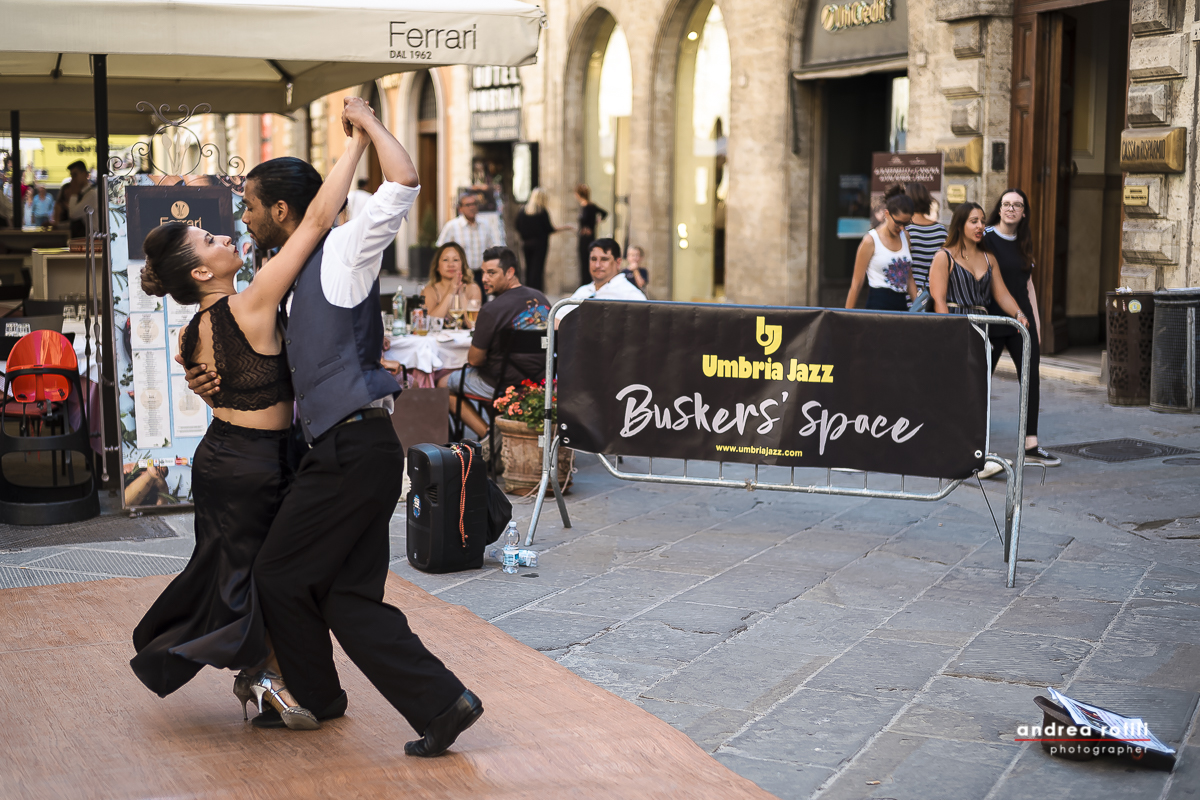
[
  {"xmin": 8, "ymin": 329, "xmax": 76, "ymax": 404},
  {"xmin": 0, "ymin": 330, "xmax": 99, "ymax": 524}
]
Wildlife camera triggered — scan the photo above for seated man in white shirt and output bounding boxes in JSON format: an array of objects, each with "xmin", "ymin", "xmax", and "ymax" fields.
[{"xmin": 554, "ymin": 238, "xmax": 646, "ymax": 327}]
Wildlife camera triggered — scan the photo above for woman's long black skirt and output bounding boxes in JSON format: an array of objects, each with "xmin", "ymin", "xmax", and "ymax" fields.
[{"xmin": 130, "ymin": 419, "xmax": 291, "ymax": 697}]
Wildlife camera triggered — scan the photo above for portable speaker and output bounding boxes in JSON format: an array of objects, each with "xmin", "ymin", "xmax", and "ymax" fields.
[{"xmin": 406, "ymin": 441, "xmax": 488, "ymax": 573}]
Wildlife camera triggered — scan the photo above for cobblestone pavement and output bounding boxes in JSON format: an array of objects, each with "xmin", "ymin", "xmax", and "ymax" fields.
[{"xmin": 4, "ymin": 375, "xmax": 1199, "ymax": 799}]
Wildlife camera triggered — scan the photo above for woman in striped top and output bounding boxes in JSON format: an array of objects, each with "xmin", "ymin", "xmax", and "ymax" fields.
[
  {"xmin": 929, "ymin": 202, "xmax": 1028, "ymax": 327},
  {"xmin": 904, "ymin": 182, "xmax": 946, "ymax": 292}
]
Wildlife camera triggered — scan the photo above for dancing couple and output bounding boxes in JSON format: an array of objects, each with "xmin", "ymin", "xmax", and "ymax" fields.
[{"xmin": 129, "ymin": 98, "xmax": 482, "ymax": 756}]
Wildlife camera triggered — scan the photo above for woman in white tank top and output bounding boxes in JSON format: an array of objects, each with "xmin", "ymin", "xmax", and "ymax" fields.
[{"xmin": 845, "ymin": 185, "xmax": 918, "ymax": 311}]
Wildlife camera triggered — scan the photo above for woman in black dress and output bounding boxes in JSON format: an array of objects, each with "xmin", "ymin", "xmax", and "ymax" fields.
[
  {"xmin": 574, "ymin": 183, "xmax": 608, "ymax": 287},
  {"xmin": 515, "ymin": 187, "xmax": 571, "ymax": 291},
  {"xmin": 129, "ymin": 105, "xmax": 370, "ymax": 729},
  {"xmin": 984, "ymin": 189, "xmax": 1059, "ymax": 466}
]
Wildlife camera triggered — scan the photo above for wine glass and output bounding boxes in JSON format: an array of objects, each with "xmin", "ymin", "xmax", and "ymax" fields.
[{"xmin": 449, "ymin": 291, "xmax": 466, "ymax": 330}]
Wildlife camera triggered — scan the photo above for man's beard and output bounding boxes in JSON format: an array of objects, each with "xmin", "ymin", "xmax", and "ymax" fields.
[{"xmin": 253, "ymin": 216, "xmax": 288, "ymax": 252}]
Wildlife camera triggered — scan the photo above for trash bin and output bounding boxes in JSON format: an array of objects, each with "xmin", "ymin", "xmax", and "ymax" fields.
[
  {"xmin": 1106, "ymin": 291, "xmax": 1155, "ymax": 406},
  {"xmin": 1150, "ymin": 288, "xmax": 1200, "ymax": 413}
]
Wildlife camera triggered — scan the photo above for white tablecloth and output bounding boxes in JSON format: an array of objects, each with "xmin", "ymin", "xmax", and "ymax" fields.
[{"xmin": 386, "ymin": 330, "xmax": 472, "ymax": 374}]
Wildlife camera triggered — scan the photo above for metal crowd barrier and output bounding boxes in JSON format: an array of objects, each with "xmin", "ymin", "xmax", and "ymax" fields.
[{"xmin": 526, "ymin": 297, "xmax": 1033, "ymax": 588}]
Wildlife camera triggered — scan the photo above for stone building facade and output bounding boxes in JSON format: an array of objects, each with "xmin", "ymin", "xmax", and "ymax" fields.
[{"xmin": 296, "ymin": 0, "xmax": 1197, "ymax": 354}]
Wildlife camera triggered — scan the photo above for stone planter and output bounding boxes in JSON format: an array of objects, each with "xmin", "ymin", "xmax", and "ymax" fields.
[{"xmin": 495, "ymin": 417, "xmax": 574, "ymax": 495}]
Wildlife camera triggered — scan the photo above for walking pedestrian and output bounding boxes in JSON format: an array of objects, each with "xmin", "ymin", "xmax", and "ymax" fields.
[
  {"xmin": 515, "ymin": 187, "xmax": 572, "ymax": 291},
  {"xmin": 904, "ymin": 182, "xmax": 946, "ymax": 292},
  {"xmin": 845, "ymin": 184, "xmax": 917, "ymax": 311},
  {"xmin": 574, "ymin": 184, "xmax": 608, "ymax": 287},
  {"xmin": 985, "ymin": 189, "xmax": 1059, "ymax": 466},
  {"xmin": 929, "ymin": 202, "xmax": 1027, "ymax": 324}
]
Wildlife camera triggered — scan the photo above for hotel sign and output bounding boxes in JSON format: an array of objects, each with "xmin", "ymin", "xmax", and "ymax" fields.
[
  {"xmin": 470, "ymin": 66, "xmax": 522, "ymax": 143},
  {"xmin": 1120, "ymin": 127, "xmax": 1186, "ymax": 173},
  {"xmin": 821, "ymin": 0, "xmax": 893, "ymax": 32}
]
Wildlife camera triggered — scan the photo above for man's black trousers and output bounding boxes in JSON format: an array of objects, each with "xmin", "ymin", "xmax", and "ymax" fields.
[{"xmin": 253, "ymin": 416, "xmax": 465, "ymax": 734}]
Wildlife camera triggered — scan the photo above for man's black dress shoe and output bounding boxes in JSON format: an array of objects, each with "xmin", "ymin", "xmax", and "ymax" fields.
[
  {"xmin": 404, "ymin": 690, "xmax": 483, "ymax": 757},
  {"xmin": 252, "ymin": 690, "xmax": 348, "ymax": 729}
]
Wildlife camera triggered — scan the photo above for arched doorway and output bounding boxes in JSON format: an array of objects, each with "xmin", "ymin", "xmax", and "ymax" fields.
[
  {"xmin": 414, "ymin": 71, "xmax": 440, "ymax": 254},
  {"xmin": 672, "ymin": 1, "xmax": 730, "ymax": 302},
  {"xmin": 583, "ymin": 15, "xmax": 632, "ymax": 254}
]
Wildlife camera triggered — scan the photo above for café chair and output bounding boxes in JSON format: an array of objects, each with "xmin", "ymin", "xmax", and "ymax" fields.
[
  {"xmin": 0, "ymin": 329, "xmax": 100, "ymax": 524},
  {"xmin": 450, "ymin": 327, "xmax": 546, "ymax": 473}
]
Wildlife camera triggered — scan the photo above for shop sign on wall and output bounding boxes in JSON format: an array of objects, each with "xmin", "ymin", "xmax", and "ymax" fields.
[
  {"xmin": 821, "ymin": 0, "xmax": 893, "ymax": 32},
  {"xmin": 470, "ymin": 66, "xmax": 522, "ymax": 143}
]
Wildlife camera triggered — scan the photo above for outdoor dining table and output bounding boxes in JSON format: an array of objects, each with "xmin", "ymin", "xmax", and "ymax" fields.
[{"xmin": 386, "ymin": 329, "xmax": 473, "ymax": 387}]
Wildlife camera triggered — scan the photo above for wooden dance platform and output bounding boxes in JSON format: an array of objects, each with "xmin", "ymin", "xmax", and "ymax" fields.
[{"xmin": 0, "ymin": 573, "xmax": 775, "ymax": 799}]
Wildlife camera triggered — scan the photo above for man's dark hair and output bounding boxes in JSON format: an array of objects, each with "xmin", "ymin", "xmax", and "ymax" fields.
[
  {"xmin": 357, "ymin": 178, "xmax": 369, "ymax": 189},
  {"xmin": 482, "ymin": 246, "xmax": 519, "ymax": 276},
  {"xmin": 588, "ymin": 238, "xmax": 621, "ymax": 259},
  {"xmin": 67, "ymin": 160, "xmax": 88, "ymax": 174},
  {"xmin": 246, "ymin": 156, "xmax": 323, "ymax": 221}
]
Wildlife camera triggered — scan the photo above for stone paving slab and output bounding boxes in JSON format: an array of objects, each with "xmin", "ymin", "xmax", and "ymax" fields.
[
  {"xmin": 946, "ymin": 630, "xmax": 1094, "ymax": 687},
  {"xmin": 818, "ymin": 732, "xmax": 1019, "ymax": 800}
]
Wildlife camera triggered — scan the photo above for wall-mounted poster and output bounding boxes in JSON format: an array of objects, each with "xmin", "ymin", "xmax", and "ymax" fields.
[{"xmin": 107, "ymin": 175, "xmax": 255, "ymax": 509}]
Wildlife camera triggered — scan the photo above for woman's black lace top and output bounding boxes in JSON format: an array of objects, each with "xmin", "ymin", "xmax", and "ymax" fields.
[{"xmin": 181, "ymin": 296, "xmax": 294, "ymax": 411}]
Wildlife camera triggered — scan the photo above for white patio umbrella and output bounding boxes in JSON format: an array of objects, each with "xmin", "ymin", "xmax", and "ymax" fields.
[{"xmin": 0, "ymin": 0, "xmax": 546, "ymax": 134}]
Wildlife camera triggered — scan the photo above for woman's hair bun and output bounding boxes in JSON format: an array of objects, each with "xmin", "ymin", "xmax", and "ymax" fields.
[
  {"xmin": 140, "ymin": 262, "xmax": 168, "ymax": 298},
  {"xmin": 139, "ymin": 221, "xmax": 203, "ymax": 305},
  {"xmin": 883, "ymin": 183, "xmax": 906, "ymax": 200}
]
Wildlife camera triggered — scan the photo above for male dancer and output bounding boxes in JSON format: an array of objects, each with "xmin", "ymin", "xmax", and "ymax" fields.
[{"xmin": 184, "ymin": 98, "xmax": 481, "ymax": 756}]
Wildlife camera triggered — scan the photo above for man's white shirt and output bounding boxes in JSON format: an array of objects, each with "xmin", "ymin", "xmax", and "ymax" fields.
[
  {"xmin": 555, "ymin": 272, "xmax": 647, "ymax": 322},
  {"xmin": 345, "ymin": 188, "xmax": 372, "ymax": 220},
  {"xmin": 282, "ymin": 180, "xmax": 418, "ymax": 412}
]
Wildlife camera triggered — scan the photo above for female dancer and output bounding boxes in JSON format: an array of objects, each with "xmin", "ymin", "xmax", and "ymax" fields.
[
  {"xmin": 421, "ymin": 241, "xmax": 482, "ymax": 322},
  {"xmin": 129, "ymin": 108, "xmax": 370, "ymax": 729},
  {"xmin": 985, "ymin": 189, "xmax": 1059, "ymax": 466},
  {"xmin": 845, "ymin": 184, "xmax": 917, "ymax": 310}
]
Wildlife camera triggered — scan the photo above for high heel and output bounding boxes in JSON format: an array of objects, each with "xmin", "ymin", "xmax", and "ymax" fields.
[
  {"xmin": 233, "ymin": 670, "xmax": 256, "ymax": 721},
  {"xmin": 248, "ymin": 670, "xmax": 320, "ymax": 731}
]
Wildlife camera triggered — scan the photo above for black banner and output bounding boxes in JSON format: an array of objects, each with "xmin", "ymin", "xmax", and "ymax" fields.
[
  {"xmin": 556, "ymin": 301, "xmax": 989, "ymax": 479},
  {"xmin": 126, "ymin": 184, "xmax": 236, "ymax": 259}
]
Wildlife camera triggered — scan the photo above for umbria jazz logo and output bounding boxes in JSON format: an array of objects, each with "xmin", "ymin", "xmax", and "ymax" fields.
[{"xmin": 702, "ymin": 316, "xmax": 833, "ymax": 383}]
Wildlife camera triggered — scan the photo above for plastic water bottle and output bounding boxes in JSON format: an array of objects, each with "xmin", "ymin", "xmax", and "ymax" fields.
[
  {"xmin": 517, "ymin": 549, "xmax": 539, "ymax": 568},
  {"xmin": 502, "ymin": 522, "xmax": 520, "ymax": 574},
  {"xmin": 392, "ymin": 292, "xmax": 406, "ymax": 336}
]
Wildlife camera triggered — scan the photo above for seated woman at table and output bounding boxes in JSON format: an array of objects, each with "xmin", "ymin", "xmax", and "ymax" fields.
[
  {"xmin": 128, "ymin": 106, "xmax": 370, "ymax": 729},
  {"xmin": 422, "ymin": 242, "xmax": 482, "ymax": 323}
]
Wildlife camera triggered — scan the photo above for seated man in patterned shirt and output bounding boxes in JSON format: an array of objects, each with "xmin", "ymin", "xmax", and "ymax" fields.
[{"xmin": 438, "ymin": 246, "xmax": 549, "ymax": 438}]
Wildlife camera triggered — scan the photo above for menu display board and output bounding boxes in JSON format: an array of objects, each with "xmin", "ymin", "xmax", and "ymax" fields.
[
  {"xmin": 869, "ymin": 151, "xmax": 944, "ymax": 224},
  {"xmin": 107, "ymin": 175, "xmax": 254, "ymax": 508}
]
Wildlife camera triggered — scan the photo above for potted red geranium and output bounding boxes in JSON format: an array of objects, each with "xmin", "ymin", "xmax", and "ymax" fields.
[{"xmin": 492, "ymin": 379, "xmax": 573, "ymax": 494}]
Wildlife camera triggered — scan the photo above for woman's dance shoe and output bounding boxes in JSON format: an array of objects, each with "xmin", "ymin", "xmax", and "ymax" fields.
[
  {"xmin": 233, "ymin": 670, "xmax": 257, "ymax": 721},
  {"xmin": 248, "ymin": 670, "xmax": 320, "ymax": 731}
]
